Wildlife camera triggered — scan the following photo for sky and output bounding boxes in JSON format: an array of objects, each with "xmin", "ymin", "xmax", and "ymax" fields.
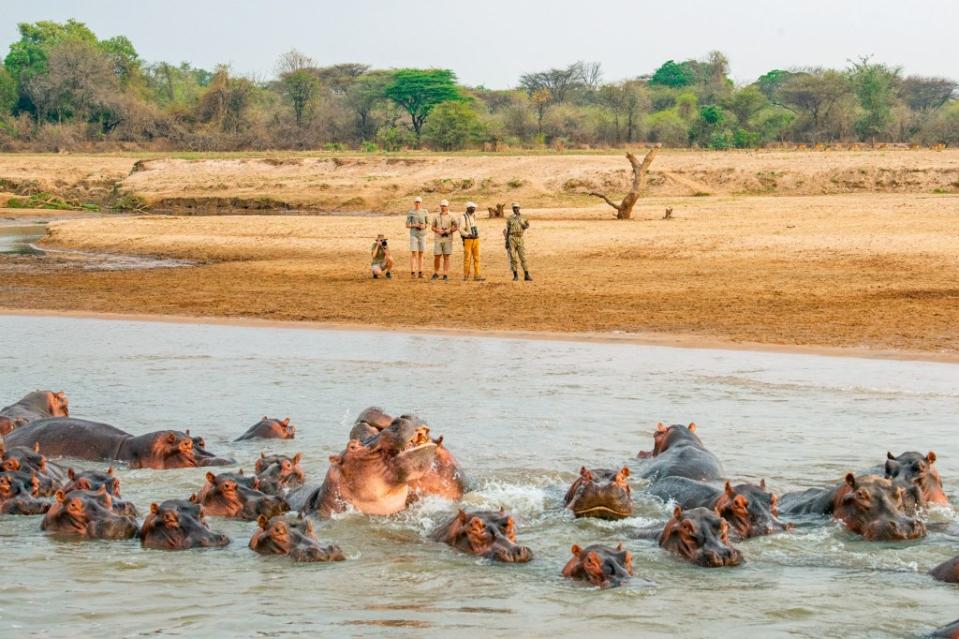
[{"xmin": 3, "ymin": 0, "xmax": 958, "ymax": 88}]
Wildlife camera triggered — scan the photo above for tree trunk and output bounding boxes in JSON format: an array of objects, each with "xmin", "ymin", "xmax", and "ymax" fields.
[{"xmin": 586, "ymin": 147, "xmax": 659, "ymax": 219}]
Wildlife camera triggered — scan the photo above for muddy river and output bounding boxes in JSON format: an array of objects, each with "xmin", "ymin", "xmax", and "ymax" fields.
[{"xmin": 0, "ymin": 315, "xmax": 956, "ymax": 638}]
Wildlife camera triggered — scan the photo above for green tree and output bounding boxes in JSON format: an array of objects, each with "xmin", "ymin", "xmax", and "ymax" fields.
[
  {"xmin": 98, "ymin": 35, "xmax": 140, "ymax": 86},
  {"xmin": 650, "ymin": 60, "xmax": 695, "ymax": 87},
  {"xmin": 848, "ymin": 56, "xmax": 901, "ymax": 141},
  {"xmin": 0, "ymin": 67, "xmax": 16, "ymax": 116},
  {"xmin": 384, "ymin": 68, "xmax": 462, "ymax": 140},
  {"xmin": 279, "ymin": 69, "xmax": 317, "ymax": 127},
  {"xmin": 421, "ymin": 101, "xmax": 484, "ymax": 150},
  {"xmin": 4, "ymin": 19, "xmax": 98, "ymax": 82}
]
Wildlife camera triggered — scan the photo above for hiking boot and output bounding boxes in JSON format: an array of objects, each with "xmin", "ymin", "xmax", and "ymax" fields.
[
  {"xmin": 385, "ymin": 272, "xmax": 392, "ymax": 279},
  {"xmin": 418, "ymin": 272, "xmax": 424, "ymax": 279},
  {"xmin": 463, "ymin": 275, "xmax": 470, "ymax": 281},
  {"xmin": 524, "ymin": 272, "xmax": 532, "ymax": 281},
  {"xmin": 512, "ymin": 270, "xmax": 518, "ymax": 281},
  {"xmin": 431, "ymin": 273, "xmax": 439, "ymax": 281},
  {"xmin": 372, "ymin": 274, "xmax": 378, "ymax": 279},
  {"xmin": 442, "ymin": 275, "xmax": 448, "ymax": 281},
  {"xmin": 474, "ymin": 276, "xmax": 486, "ymax": 282},
  {"xmin": 410, "ymin": 272, "xmax": 415, "ymax": 279}
]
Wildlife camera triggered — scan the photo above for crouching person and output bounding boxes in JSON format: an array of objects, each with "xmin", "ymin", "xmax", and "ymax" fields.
[{"xmin": 371, "ymin": 234, "xmax": 394, "ymax": 280}]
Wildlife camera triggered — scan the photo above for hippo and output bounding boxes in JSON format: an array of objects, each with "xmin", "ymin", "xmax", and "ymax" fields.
[
  {"xmin": 196, "ymin": 471, "xmax": 289, "ymax": 520},
  {"xmin": 5, "ymin": 418, "xmax": 235, "ymax": 469},
  {"xmin": 562, "ymin": 544, "xmax": 634, "ymax": 588},
  {"xmin": 62, "ymin": 467, "xmax": 137, "ymax": 517},
  {"xmin": 139, "ymin": 499, "xmax": 230, "ymax": 550},
  {"xmin": 883, "ymin": 451, "xmax": 947, "ymax": 508},
  {"xmin": 41, "ymin": 487, "xmax": 138, "ymax": 539},
  {"xmin": 930, "ymin": 555, "xmax": 959, "ymax": 583},
  {"xmin": 249, "ymin": 514, "xmax": 345, "ymax": 562},
  {"xmin": 0, "ymin": 472, "xmax": 49, "ymax": 514},
  {"xmin": 932, "ymin": 620, "xmax": 959, "ymax": 639},
  {"xmin": 1, "ymin": 391, "xmax": 69, "ymax": 431},
  {"xmin": 659, "ymin": 505, "xmax": 744, "ymax": 567},
  {"xmin": 254, "ymin": 452, "xmax": 306, "ymax": 495},
  {"xmin": 429, "ymin": 509, "xmax": 533, "ymax": 563},
  {"xmin": 637, "ymin": 423, "xmax": 724, "ymax": 482},
  {"xmin": 302, "ymin": 417, "xmax": 436, "ymax": 517},
  {"xmin": 2, "ymin": 444, "xmax": 66, "ymax": 496},
  {"xmin": 781, "ymin": 473, "xmax": 926, "ymax": 541},
  {"xmin": 235, "ymin": 417, "xmax": 296, "ymax": 441},
  {"xmin": 348, "ymin": 407, "xmax": 393, "ymax": 441},
  {"xmin": 564, "ymin": 467, "xmax": 633, "ymax": 520},
  {"xmin": 648, "ymin": 477, "xmax": 791, "ymax": 538}
]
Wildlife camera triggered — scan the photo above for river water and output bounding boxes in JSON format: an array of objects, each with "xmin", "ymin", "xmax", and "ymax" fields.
[{"xmin": 0, "ymin": 315, "xmax": 956, "ymax": 638}]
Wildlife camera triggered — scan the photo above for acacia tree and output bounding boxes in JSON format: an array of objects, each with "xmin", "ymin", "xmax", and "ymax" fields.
[
  {"xmin": 384, "ymin": 68, "xmax": 461, "ymax": 140},
  {"xmin": 586, "ymin": 147, "xmax": 660, "ymax": 219}
]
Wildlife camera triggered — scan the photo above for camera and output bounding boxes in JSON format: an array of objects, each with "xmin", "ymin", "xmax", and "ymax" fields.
[{"xmin": 379, "ymin": 239, "xmax": 388, "ymax": 247}]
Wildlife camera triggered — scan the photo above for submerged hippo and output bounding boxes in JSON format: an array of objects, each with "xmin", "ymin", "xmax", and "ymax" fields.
[
  {"xmin": 430, "ymin": 509, "xmax": 533, "ymax": 563},
  {"xmin": 249, "ymin": 514, "xmax": 345, "ymax": 562},
  {"xmin": 659, "ymin": 506, "xmax": 744, "ymax": 567},
  {"xmin": 637, "ymin": 423, "xmax": 724, "ymax": 482},
  {"xmin": 2, "ymin": 444, "xmax": 66, "ymax": 496},
  {"xmin": 930, "ymin": 555, "xmax": 959, "ymax": 583},
  {"xmin": 254, "ymin": 452, "xmax": 306, "ymax": 495},
  {"xmin": 235, "ymin": 417, "xmax": 296, "ymax": 441},
  {"xmin": 564, "ymin": 467, "xmax": 633, "ymax": 520},
  {"xmin": 648, "ymin": 477, "xmax": 791, "ymax": 538},
  {"xmin": 41, "ymin": 487, "xmax": 138, "ymax": 539},
  {"xmin": 139, "ymin": 499, "xmax": 230, "ymax": 550},
  {"xmin": 883, "ymin": 451, "xmax": 947, "ymax": 507},
  {"xmin": 62, "ymin": 467, "xmax": 136, "ymax": 517},
  {"xmin": 197, "ymin": 471, "xmax": 289, "ymax": 520},
  {"xmin": 5, "ymin": 418, "xmax": 235, "ymax": 469},
  {"xmin": 348, "ymin": 407, "xmax": 393, "ymax": 441},
  {"xmin": 0, "ymin": 472, "xmax": 49, "ymax": 514},
  {"xmin": 1, "ymin": 391, "xmax": 69, "ymax": 433},
  {"xmin": 781, "ymin": 473, "xmax": 926, "ymax": 541},
  {"xmin": 302, "ymin": 417, "xmax": 436, "ymax": 517},
  {"xmin": 562, "ymin": 544, "xmax": 634, "ymax": 588}
]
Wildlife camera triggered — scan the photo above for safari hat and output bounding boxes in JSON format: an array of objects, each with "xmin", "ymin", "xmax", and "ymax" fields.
[
  {"xmin": 414, "ymin": 196, "xmax": 423, "ymax": 203},
  {"xmin": 465, "ymin": 201, "xmax": 477, "ymax": 209},
  {"xmin": 511, "ymin": 202, "xmax": 521, "ymax": 208},
  {"xmin": 439, "ymin": 199, "xmax": 449, "ymax": 207}
]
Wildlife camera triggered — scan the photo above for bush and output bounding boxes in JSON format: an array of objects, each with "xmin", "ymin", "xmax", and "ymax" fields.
[
  {"xmin": 421, "ymin": 101, "xmax": 484, "ymax": 151},
  {"xmin": 733, "ymin": 128, "xmax": 762, "ymax": 148},
  {"xmin": 708, "ymin": 131, "xmax": 733, "ymax": 150},
  {"xmin": 360, "ymin": 141, "xmax": 379, "ymax": 152},
  {"xmin": 646, "ymin": 110, "xmax": 689, "ymax": 146},
  {"xmin": 376, "ymin": 125, "xmax": 416, "ymax": 151}
]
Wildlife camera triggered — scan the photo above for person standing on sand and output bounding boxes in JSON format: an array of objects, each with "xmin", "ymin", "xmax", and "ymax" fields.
[
  {"xmin": 504, "ymin": 202, "xmax": 531, "ymax": 281},
  {"xmin": 431, "ymin": 199, "xmax": 458, "ymax": 281},
  {"xmin": 371, "ymin": 234, "xmax": 394, "ymax": 279},
  {"xmin": 459, "ymin": 201, "xmax": 484, "ymax": 281},
  {"xmin": 405, "ymin": 196, "xmax": 429, "ymax": 279}
]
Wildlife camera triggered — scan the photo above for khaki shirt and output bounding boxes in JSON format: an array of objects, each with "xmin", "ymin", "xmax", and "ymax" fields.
[
  {"xmin": 406, "ymin": 209, "xmax": 429, "ymax": 238},
  {"xmin": 505, "ymin": 214, "xmax": 529, "ymax": 237},
  {"xmin": 432, "ymin": 213, "xmax": 457, "ymax": 238},
  {"xmin": 371, "ymin": 241, "xmax": 387, "ymax": 264}
]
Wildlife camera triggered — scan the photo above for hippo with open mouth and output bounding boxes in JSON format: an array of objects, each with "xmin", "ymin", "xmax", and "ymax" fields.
[
  {"xmin": 1, "ymin": 391, "xmax": 69, "ymax": 434},
  {"xmin": 648, "ymin": 477, "xmax": 792, "ymax": 538},
  {"xmin": 564, "ymin": 466, "xmax": 633, "ymax": 520},
  {"xmin": 659, "ymin": 505, "xmax": 744, "ymax": 567},
  {"xmin": 781, "ymin": 473, "xmax": 926, "ymax": 541},
  {"xmin": 41, "ymin": 487, "xmax": 138, "ymax": 539},
  {"xmin": 5, "ymin": 418, "xmax": 235, "ymax": 469},
  {"xmin": 196, "ymin": 471, "xmax": 289, "ymax": 520},
  {"xmin": 235, "ymin": 417, "xmax": 296, "ymax": 441},
  {"xmin": 249, "ymin": 514, "xmax": 345, "ymax": 562},
  {"xmin": 302, "ymin": 417, "xmax": 437, "ymax": 517},
  {"xmin": 562, "ymin": 543, "xmax": 634, "ymax": 588},
  {"xmin": 139, "ymin": 499, "xmax": 230, "ymax": 550},
  {"xmin": 430, "ymin": 508, "xmax": 533, "ymax": 563},
  {"xmin": 637, "ymin": 423, "xmax": 724, "ymax": 482}
]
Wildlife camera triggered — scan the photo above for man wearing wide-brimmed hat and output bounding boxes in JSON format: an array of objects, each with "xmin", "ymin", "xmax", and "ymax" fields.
[
  {"xmin": 459, "ymin": 201, "xmax": 484, "ymax": 281},
  {"xmin": 430, "ymin": 199, "xmax": 458, "ymax": 281}
]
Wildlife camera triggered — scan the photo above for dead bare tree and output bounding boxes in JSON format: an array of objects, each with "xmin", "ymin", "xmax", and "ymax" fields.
[
  {"xmin": 488, "ymin": 203, "xmax": 506, "ymax": 218},
  {"xmin": 586, "ymin": 146, "xmax": 659, "ymax": 219}
]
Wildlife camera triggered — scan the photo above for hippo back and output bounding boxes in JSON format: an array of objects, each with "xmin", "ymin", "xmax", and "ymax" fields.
[
  {"xmin": 647, "ymin": 476, "xmax": 723, "ymax": 509},
  {"xmin": 5, "ymin": 418, "xmax": 130, "ymax": 461},
  {"xmin": 778, "ymin": 486, "xmax": 839, "ymax": 516},
  {"xmin": 639, "ymin": 444, "xmax": 724, "ymax": 482}
]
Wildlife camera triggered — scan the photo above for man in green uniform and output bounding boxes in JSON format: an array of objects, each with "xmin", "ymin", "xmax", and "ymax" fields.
[{"xmin": 504, "ymin": 202, "xmax": 531, "ymax": 281}]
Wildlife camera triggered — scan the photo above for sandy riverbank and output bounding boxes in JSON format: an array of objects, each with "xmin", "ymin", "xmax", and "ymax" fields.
[{"xmin": 1, "ymin": 189, "xmax": 956, "ymax": 356}]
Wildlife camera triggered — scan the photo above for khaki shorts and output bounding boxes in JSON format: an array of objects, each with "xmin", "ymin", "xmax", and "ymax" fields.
[
  {"xmin": 409, "ymin": 235, "xmax": 426, "ymax": 252},
  {"xmin": 434, "ymin": 238, "xmax": 453, "ymax": 255}
]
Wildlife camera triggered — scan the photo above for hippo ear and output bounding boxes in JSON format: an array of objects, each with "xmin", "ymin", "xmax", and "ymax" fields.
[
  {"xmin": 656, "ymin": 422, "xmax": 667, "ymax": 433},
  {"xmin": 302, "ymin": 519, "xmax": 314, "ymax": 534},
  {"xmin": 724, "ymin": 481, "xmax": 735, "ymax": 497},
  {"xmin": 189, "ymin": 493, "xmax": 198, "ymax": 503},
  {"xmin": 886, "ymin": 451, "xmax": 895, "ymax": 460},
  {"xmin": 760, "ymin": 478, "xmax": 767, "ymax": 490},
  {"xmin": 927, "ymin": 451, "xmax": 937, "ymax": 464},
  {"xmin": 672, "ymin": 505, "xmax": 682, "ymax": 520},
  {"xmin": 844, "ymin": 473, "xmax": 857, "ymax": 489},
  {"xmin": 238, "ymin": 468, "xmax": 244, "ymax": 476},
  {"xmin": 34, "ymin": 442, "xmax": 40, "ymax": 453},
  {"xmin": 617, "ymin": 467, "xmax": 631, "ymax": 480},
  {"xmin": 205, "ymin": 471, "xmax": 216, "ymax": 484},
  {"xmin": 251, "ymin": 478, "xmax": 260, "ymax": 490},
  {"xmin": 579, "ymin": 466, "xmax": 591, "ymax": 480},
  {"xmin": 328, "ymin": 455, "xmax": 342, "ymax": 465},
  {"xmin": 281, "ymin": 418, "xmax": 290, "ymax": 426},
  {"xmin": 456, "ymin": 509, "xmax": 468, "ymax": 524},
  {"xmin": 106, "ymin": 466, "xmax": 114, "ymax": 476},
  {"xmin": 570, "ymin": 544, "xmax": 581, "ymax": 555},
  {"xmin": 262, "ymin": 416, "xmax": 268, "ymax": 422},
  {"xmin": 257, "ymin": 514, "xmax": 268, "ymax": 529},
  {"xmin": 260, "ymin": 451, "xmax": 266, "ymax": 458},
  {"xmin": 884, "ymin": 460, "xmax": 896, "ymax": 477},
  {"xmin": 616, "ymin": 543, "xmax": 624, "ymax": 551},
  {"xmin": 166, "ymin": 433, "xmax": 177, "ymax": 444},
  {"xmin": 150, "ymin": 503, "xmax": 159, "ymax": 514},
  {"xmin": 68, "ymin": 468, "xmax": 77, "ymax": 480},
  {"xmin": 292, "ymin": 453, "xmax": 302, "ymax": 464},
  {"xmin": 687, "ymin": 422, "xmax": 697, "ymax": 433},
  {"xmin": 55, "ymin": 490, "xmax": 66, "ymax": 503},
  {"xmin": 56, "ymin": 391, "xmax": 65, "ymax": 399}
]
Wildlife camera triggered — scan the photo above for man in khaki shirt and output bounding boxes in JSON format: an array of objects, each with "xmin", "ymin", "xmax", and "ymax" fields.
[{"xmin": 431, "ymin": 199, "xmax": 458, "ymax": 281}]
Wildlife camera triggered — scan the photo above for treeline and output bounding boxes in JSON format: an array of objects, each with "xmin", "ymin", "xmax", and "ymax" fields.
[{"xmin": 1, "ymin": 19, "xmax": 957, "ymax": 152}]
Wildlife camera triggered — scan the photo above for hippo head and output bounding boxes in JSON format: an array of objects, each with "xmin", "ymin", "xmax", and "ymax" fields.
[
  {"xmin": 144, "ymin": 431, "xmax": 234, "ymax": 469},
  {"xmin": 833, "ymin": 474, "xmax": 927, "ymax": 541},
  {"xmin": 885, "ymin": 451, "xmax": 947, "ymax": 507},
  {"xmin": 2, "ymin": 444, "xmax": 47, "ymax": 474},
  {"xmin": 0, "ymin": 416, "xmax": 26, "ymax": 436},
  {"xmin": 200, "ymin": 471, "xmax": 289, "ymax": 520},
  {"xmin": 249, "ymin": 514, "xmax": 346, "ymax": 561},
  {"xmin": 140, "ymin": 499, "xmax": 229, "ymax": 550},
  {"xmin": 930, "ymin": 555, "xmax": 959, "ymax": 584},
  {"xmin": 349, "ymin": 407, "xmax": 393, "ymax": 442},
  {"xmin": 344, "ymin": 418, "xmax": 437, "ymax": 484},
  {"xmin": 255, "ymin": 452, "xmax": 306, "ymax": 491},
  {"xmin": 0, "ymin": 472, "xmax": 30, "ymax": 500},
  {"xmin": 42, "ymin": 487, "xmax": 138, "ymax": 539},
  {"xmin": 432, "ymin": 509, "xmax": 533, "ymax": 563},
  {"xmin": 562, "ymin": 543, "xmax": 635, "ymax": 588},
  {"xmin": 564, "ymin": 467, "xmax": 633, "ymax": 520},
  {"xmin": 46, "ymin": 391, "xmax": 69, "ymax": 417},
  {"xmin": 65, "ymin": 467, "xmax": 120, "ymax": 497},
  {"xmin": 639, "ymin": 422, "xmax": 701, "ymax": 459},
  {"xmin": 659, "ymin": 506, "xmax": 744, "ymax": 567},
  {"xmin": 262, "ymin": 417, "xmax": 295, "ymax": 439},
  {"xmin": 713, "ymin": 480, "xmax": 793, "ymax": 538}
]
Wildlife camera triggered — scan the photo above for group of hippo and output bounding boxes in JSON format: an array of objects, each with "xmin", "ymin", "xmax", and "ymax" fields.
[{"xmin": 2, "ymin": 391, "xmax": 958, "ymax": 635}]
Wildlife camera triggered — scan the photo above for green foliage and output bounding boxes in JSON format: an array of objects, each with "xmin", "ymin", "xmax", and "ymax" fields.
[
  {"xmin": 0, "ymin": 67, "xmax": 16, "ymax": 115},
  {"xmin": 733, "ymin": 128, "xmax": 762, "ymax": 148},
  {"xmin": 376, "ymin": 124, "xmax": 416, "ymax": 151},
  {"xmin": 699, "ymin": 104, "xmax": 724, "ymax": 125},
  {"xmin": 384, "ymin": 68, "xmax": 462, "ymax": 139},
  {"xmin": 4, "ymin": 19, "xmax": 98, "ymax": 81},
  {"xmin": 849, "ymin": 56, "xmax": 900, "ymax": 141},
  {"xmin": 650, "ymin": 60, "xmax": 695, "ymax": 87},
  {"xmin": 360, "ymin": 141, "xmax": 379, "ymax": 152},
  {"xmin": 7, "ymin": 191, "xmax": 98, "ymax": 211},
  {"xmin": 422, "ymin": 101, "xmax": 485, "ymax": 151},
  {"xmin": 646, "ymin": 110, "xmax": 689, "ymax": 146},
  {"xmin": 280, "ymin": 69, "xmax": 317, "ymax": 127},
  {"xmin": 755, "ymin": 69, "xmax": 792, "ymax": 99}
]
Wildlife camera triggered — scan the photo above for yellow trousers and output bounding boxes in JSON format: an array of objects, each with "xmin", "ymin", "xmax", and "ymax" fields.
[{"xmin": 463, "ymin": 238, "xmax": 481, "ymax": 277}]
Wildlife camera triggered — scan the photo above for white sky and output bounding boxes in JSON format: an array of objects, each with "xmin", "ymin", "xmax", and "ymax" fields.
[{"xmin": 3, "ymin": 0, "xmax": 957, "ymax": 87}]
